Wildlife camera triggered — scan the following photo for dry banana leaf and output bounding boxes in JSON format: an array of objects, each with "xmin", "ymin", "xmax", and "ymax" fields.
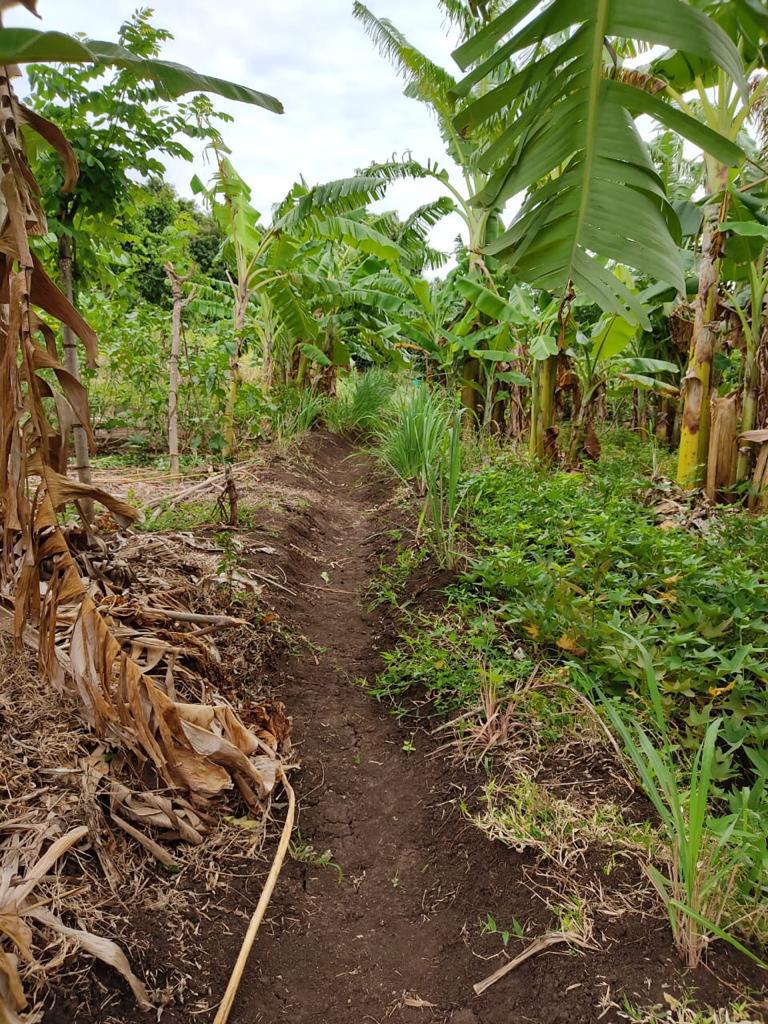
[
  {"xmin": 0, "ymin": 825, "xmax": 151, "ymax": 1015},
  {"xmin": 28, "ymin": 909, "xmax": 151, "ymax": 1011},
  {"xmin": 0, "ymin": 0, "xmax": 287, "ymax": 867},
  {"xmin": 0, "ymin": 21, "xmax": 291, "ymax": 1019},
  {"xmin": 16, "ymin": 102, "xmax": 78, "ymax": 193}
]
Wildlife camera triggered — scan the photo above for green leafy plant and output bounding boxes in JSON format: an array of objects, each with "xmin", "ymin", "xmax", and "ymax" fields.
[
  {"xmin": 289, "ymin": 836, "xmax": 344, "ymax": 884},
  {"xmin": 595, "ymin": 634, "xmax": 766, "ymax": 968},
  {"xmin": 465, "ymin": 438, "xmax": 768, "ymax": 778},
  {"xmin": 481, "ymin": 912, "xmax": 524, "ymax": 946},
  {"xmin": 452, "ymin": 0, "xmax": 744, "ymax": 324},
  {"xmin": 372, "ymin": 606, "xmax": 534, "ymax": 718}
]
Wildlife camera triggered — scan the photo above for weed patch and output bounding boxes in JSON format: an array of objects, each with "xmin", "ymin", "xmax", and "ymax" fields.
[
  {"xmin": 474, "ymin": 776, "xmax": 660, "ymax": 866},
  {"xmin": 371, "ymin": 608, "xmax": 534, "ymax": 717},
  {"xmin": 139, "ymin": 499, "xmax": 262, "ymax": 531}
]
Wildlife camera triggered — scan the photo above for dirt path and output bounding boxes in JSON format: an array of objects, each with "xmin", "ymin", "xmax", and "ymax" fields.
[{"xmin": 235, "ymin": 435, "xmax": 494, "ymax": 1023}]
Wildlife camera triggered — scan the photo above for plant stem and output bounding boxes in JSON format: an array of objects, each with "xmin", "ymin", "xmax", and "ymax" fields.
[{"xmin": 58, "ymin": 231, "xmax": 94, "ymax": 521}]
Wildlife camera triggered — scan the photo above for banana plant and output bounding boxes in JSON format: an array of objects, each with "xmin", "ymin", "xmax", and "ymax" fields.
[
  {"xmin": 0, "ymin": 26, "xmax": 283, "ymax": 111},
  {"xmin": 454, "ymin": 276, "xmax": 545, "ymax": 438},
  {"xmin": 353, "ymin": 2, "xmax": 506, "ymax": 269},
  {"xmin": 649, "ymin": 0, "xmax": 768, "ymax": 486},
  {"xmin": 451, "ymin": 0, "xmax": 746, "ymax": 449},
  {"xmin": 273, "ymin": 199, "xmax": 459, "ymax": 385},
  {"xmin": 353, "ymin": 1, "xmax": 518, "ymax": 418},
  {"xmin": 567, "ymin": 312, "xmax": 680, "ymax": 465},
  {"xmin": 452, "ymin": 1, "xmax": 744, "ymax": 320},
  {"xmin": 193, "ymin": 149, "xmax": 418, "ymax": 451},
  {"xmin": 721, "ymin": 221, "xmax": 768, "ymax": 481}
]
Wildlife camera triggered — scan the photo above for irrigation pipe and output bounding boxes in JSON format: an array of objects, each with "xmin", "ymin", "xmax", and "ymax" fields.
[{"xmin": 212, "ymin": 772, "xmax": 296, "ymax": 1024}]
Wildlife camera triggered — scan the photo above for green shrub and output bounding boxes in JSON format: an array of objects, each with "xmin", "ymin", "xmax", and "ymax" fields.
[{"xmin": 464, "ymin": 440, "xmax": 768, "ymax": 785}]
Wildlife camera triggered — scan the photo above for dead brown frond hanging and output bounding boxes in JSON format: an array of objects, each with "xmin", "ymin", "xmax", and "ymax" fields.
[
  {"xmin": 0, "ymin": 55, "xmax": 286, "ymax": 814},
  {"xmin": 0, "ymin": 33, "xmax": 291, "ymax": 1018}
]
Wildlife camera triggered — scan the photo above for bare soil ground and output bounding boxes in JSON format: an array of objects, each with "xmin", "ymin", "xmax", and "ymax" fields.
[{"xmin": 33, "ymin": 433, "xmax": 767, "ymax": 1023}]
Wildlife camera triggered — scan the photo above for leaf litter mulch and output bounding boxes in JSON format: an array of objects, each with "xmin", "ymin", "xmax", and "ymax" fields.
[{"xmin": 3, "ymin": 432, "xmax": 766, "ymax": 1024}]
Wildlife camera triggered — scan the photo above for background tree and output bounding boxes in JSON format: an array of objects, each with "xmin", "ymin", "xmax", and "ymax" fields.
[{"xmin": 23, "ymin": 8, "xmax": 243, "ymax": 505}]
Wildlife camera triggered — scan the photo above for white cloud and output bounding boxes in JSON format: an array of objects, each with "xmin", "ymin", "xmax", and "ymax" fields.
[{"xmin": 13, "ymin": 0, "xmax": 471, "ymax": 261}]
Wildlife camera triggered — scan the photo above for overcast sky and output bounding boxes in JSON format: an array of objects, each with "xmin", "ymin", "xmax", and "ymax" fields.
[{"xmin": 12, "ymin": 1, "xmax": 470, "ymax": 259}]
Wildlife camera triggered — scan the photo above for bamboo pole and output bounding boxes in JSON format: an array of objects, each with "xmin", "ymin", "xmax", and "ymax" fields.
[{"xmin": 212, "ymin": 774, "xmax": 296, "ymax": 1024}]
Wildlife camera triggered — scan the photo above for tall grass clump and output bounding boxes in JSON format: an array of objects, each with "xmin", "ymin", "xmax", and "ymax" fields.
[
  {"xmin": 272, "ymin": 386, "xmax": 327, "ymax": 444},
  {"xmin": 592, "ymin": 634, "xmax": 767, "ymax": 969},
  {"xmin": 326, "ymin": 368, "xmax": 396, "ymax": 436},
  {"xmin": 377, "ymin": 385, "xmax": 466, "ymax": 568},
  {"xmin": 377, "ymin": 385, "xmax": 450, "ymax": 495}
]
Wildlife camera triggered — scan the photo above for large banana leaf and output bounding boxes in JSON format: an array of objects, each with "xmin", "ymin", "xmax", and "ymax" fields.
[
  {"xmin": 312, "ymin": 216, "xmax": 405, "ymax": 263},
  {"xmin": 451, "ymin": 0, "xmax": 746, "ymax": 326},
  {"xmin": 653, "ymin": 0, "xmax": 768, "ymax": 90},
  {"xmin": 261, "ymin": 275, "xmax": 318, "ymax": 341},
  {"xmin": 352, "ymin": 2, "xmax": 457, "ymax": 118},
  {"xmin": 301, "ymin": 272, "xmax": 408, "ymax": 313},
  {"xmin": 0, "ymin": 29, "xmax": 282, "ymax": 112},
  {"xmin": 277, "ymin": 174, "xmax": 397, "ymax": 229},
  {"xmin": 400, "ymin": 197, "xmax": 457, "ymax": 240},
  {"xmin": 589, "ymin": 313, "xmax": 638, "ymax": 361},
  {"xmin": 193, "ymin": 159, "xmax": 265, "ymax": 255}
]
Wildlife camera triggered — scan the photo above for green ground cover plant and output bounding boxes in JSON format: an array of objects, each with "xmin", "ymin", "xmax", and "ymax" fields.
[
  {"xmin": 369, "ymin": 425, "xmax": 768, "ymax": 964},
  {"xmin": 464, "ymin": 435, "xmax": 768, "ymax": 786}
]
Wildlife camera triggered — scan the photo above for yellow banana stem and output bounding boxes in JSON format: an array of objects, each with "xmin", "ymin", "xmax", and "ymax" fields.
[{"xmin": 677, "ymin": 200, "xmax": 723, "ymax": 488}]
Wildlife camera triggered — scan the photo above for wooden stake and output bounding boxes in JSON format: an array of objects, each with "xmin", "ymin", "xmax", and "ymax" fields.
[{"xmin": 164, "ymin": 263, "xmax": 195, "ymax": 480}]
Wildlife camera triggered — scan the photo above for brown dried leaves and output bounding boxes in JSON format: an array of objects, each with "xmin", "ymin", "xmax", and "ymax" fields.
[
  {"xmin": 0, "ymin": 46, "xmax": 291, "ymax": 1018},
  {"xmin": 0, "ymin": 826, "xmax": 151, "ymax": 1017}
]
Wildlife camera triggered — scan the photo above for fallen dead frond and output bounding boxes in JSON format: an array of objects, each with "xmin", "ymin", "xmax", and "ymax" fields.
[
  {"xmin": 473, "ymin": 929, "xmax": 597, "ymax": 996},
  {"xmin": 0, "ymin": 823, "xmax": 149, "ymax": 1021},
  {"xmin": 643, "ymin": 477, "xmax": 722, "ymax": 533}
]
